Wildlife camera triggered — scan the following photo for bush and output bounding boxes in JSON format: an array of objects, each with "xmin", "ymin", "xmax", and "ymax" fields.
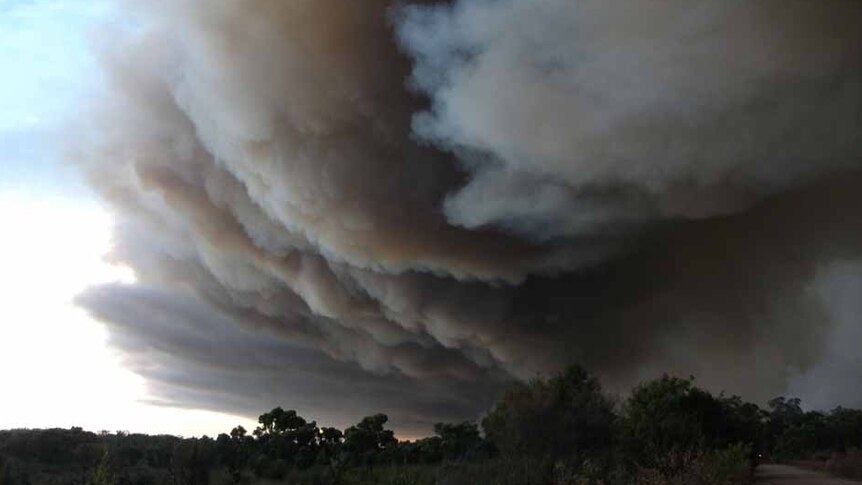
[{"xmin": 631, "ymin": 443, "xmax": 751, "ymax": 485}]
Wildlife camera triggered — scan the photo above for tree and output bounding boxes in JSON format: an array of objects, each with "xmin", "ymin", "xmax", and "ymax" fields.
[
  {"xmin": 764, "ymin": 397, "xmax": 808, "ymax": 459},
  {"xmin": 216, "ymin": 426, "xmax": 252, "ymax": 484},
  {"xmin": 170, "ymin": 438, "xmax": 215, "ymax": 485},
  {"xmin": 433, "ymin": 422, "xmax": 485, "ymax": 461},
  {"xmin": 254, "ymin": 408, "xmax": 309, "ymax": 438},
  {"xmin": 343, "ymin": 414, "xmax": 396, "ymax": 472},
  {"xmin": 317, "ymin": 427, "xmax": 347, "ymax": 484},
  {"xmin": 396, "ymin": 437, "xmax": 443, "ymax": 464},
  {"xmin": 621, "ymin": 375, "xmax": 760, "ymax": 475},
  {"xmin": 253, "ymin": 408, "xmax": 319, "ymax": 472},
  {"xmin": 826, "ymin": 407, "xmax": 862, "ymax": 452},
  {"xmin": 482, "ymin": 365, "xmax": 615, "ymax": 464}
]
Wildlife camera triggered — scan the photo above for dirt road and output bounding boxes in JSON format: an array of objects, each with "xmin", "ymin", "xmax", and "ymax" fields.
[{"xmin": 756, "ymin": 464, "xmax": 862, "ymax": 484}]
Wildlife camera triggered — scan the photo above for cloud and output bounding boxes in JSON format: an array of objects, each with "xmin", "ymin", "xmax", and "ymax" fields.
[
  {"xmin": 397, "ymin": 0, "xmax": 862, "ymax": 234},
  {"xmin": 69, "ymin": 0, "xmax": 862, "ymax": 433},
  {"xmin": 788, "ymin": 261, "xmax": 862, "ymax": 410},
  {"xmin": 77, "ymin": 284, "xmax": 505, "ymax": 437}
]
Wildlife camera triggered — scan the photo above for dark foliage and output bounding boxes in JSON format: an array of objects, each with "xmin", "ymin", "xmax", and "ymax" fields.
[
  {"xmin": 620, "ymin": 375, "xmax": 762, "ymax": 475},
  {"xmin": 482, "ymin": 365, "xmax": 615, "ymax": 464},
  {"xmin": 3, "ymin": 366, "xmax": 862, "ymax": 484},
  {"xmin": 765, "ymin": 398, "xmax": 862, "ymax": 461}
]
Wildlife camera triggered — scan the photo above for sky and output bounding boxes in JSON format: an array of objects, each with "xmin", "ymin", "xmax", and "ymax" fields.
[
  {"xmin": 0, "ymin": 0, "xmax": 255, "ymax": 436},
  {"xmin": 1, "ymin": 0, "xmax": 861, "ymax": 440}
]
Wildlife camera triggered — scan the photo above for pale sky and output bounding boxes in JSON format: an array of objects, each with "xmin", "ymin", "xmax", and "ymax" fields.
[{"xmin": 0, "ymin": 0, "xmax": 256, "ymax": 437}]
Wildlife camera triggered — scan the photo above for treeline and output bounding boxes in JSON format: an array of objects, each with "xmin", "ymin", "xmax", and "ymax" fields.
[{"xmin": 3, "ymin": 366, "xmax": 862, "ymax": 485}]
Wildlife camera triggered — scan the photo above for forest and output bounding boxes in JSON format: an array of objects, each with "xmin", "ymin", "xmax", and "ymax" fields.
[{"xmin": 2, "ymin": 366, "xmax": 862, "ymax": 485}]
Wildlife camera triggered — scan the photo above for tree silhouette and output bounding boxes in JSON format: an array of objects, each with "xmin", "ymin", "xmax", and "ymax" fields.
[
  {"xmin": 482, "ymin": 365, "xmax": 614, "ymax": 463},
  {"xmin": 343, "ymin": 414, "xmax": 396, "ymax": 472}
]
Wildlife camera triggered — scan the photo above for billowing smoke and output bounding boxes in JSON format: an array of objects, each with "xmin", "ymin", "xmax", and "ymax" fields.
[{"xmin": 71, "ymin": 0, "xmax": 862, "ymax": 435}]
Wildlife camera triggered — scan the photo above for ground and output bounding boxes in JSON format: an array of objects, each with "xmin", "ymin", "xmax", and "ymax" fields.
[{"xmin": 756, "ymin": 464, "xmax": 862, "ymax": 485}]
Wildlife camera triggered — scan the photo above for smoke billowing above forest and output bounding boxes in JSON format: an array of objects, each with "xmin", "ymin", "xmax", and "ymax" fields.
[{"xmin": 70, "ymin": 0, "xmax": 862, "ymax": 436}]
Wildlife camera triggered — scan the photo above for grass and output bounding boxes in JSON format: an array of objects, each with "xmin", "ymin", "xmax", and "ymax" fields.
[
  {"xmin": 239, "ymin": 447, "xmax": 753, "ymax": 485},
  {"xmin": 791, "ymin": 448, "xmax": 862, "ymax": 481}
]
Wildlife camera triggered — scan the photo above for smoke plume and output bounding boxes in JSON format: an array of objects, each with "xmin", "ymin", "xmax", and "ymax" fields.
[{"xmin": 71, "ymin": 0, "xmax": 862, "ymax": 434}]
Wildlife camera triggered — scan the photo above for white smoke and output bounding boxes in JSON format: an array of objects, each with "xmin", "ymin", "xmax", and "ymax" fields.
[
  {"xmin": 68, "ymin": 0, "xmax": 862, "ymax": 432},
  {"xmin": 398, "ymin": 0, "xmax": 862, "ymax": 235}
]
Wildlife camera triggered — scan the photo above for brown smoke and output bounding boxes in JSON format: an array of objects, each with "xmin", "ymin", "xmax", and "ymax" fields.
[{"xmin": 72, "ymin": 0, "xmax": 862, "ymax": 433}]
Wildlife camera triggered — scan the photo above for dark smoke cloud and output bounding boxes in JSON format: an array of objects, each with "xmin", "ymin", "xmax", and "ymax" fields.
[
  {"xmin": 76, "ymin": 284, "xmax": 505, "ymax": 437},
  {"xmin": 71, "ymin": 0, "xmax": 862, "ymax": 433}
]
